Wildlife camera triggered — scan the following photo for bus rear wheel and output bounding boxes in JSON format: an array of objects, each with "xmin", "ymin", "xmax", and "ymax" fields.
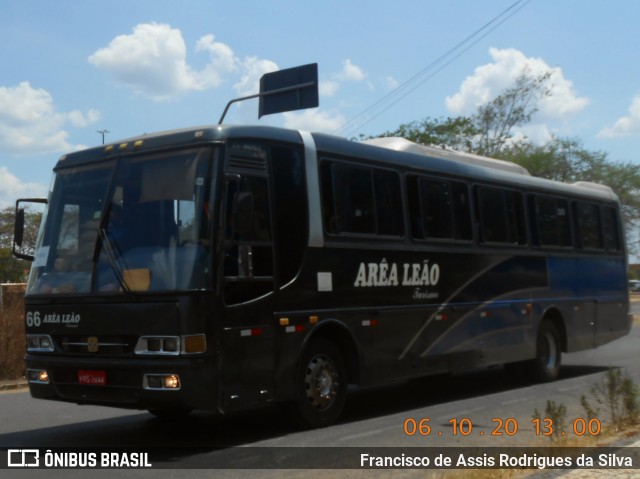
[
  {"xmin": 294, "ymin": 338, "xmax": 347, "ymax": 428},
  {"xmin": 528, "ymin": 320, "xmax": 561, "ymax": 382}
]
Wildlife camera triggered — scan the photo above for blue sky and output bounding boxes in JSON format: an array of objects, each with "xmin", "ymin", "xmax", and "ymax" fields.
[{"xmin": 2, "ymin": 0, "xmax": 640, "ymax": 207}]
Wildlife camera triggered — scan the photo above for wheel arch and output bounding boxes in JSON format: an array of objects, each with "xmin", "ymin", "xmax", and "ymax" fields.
[
  {"xmin": 302, "ymin": 319, "xmax": 360, "ymax": 386},
  {"xmin": 540, "ymin": 306, "xmax": 568, "ymax": 353}
]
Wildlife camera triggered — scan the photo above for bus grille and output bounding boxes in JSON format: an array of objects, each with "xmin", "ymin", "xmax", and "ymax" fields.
[{"xmin": 54, "ymin": 335, "xmax": 137, "ymax": 355}]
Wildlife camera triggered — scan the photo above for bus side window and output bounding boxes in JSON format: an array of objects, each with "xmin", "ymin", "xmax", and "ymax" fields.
[
  {"xmin": 452, "ymin": 181, "xmax": 472, "ymax": 241},
  {"xmin": 419, "ymin": 178, "xmax": 453, "ymax": 239},
  {"xmin": 574, "ymin": 202, "xmax": 603, "ymax": 250},
  {"xmin": 321, "ymin": 160, "xmax": 403, "ymax": 237},
  {"xmin": 531, "ymin": 195, "xmax": 572, "ymax": 248},
  {"xmin": 373, "ymin": 169, "xmax": 404, "ymax": 237},
  {"xmin": 333, "ymin": 164, "xmax": 375, "ymax": 234},
  {"xmin": 602, "ymin": 205, "xmax": 622, "ymax": 252},
  {"xmin": 408, "ymin": 175, "xmax": 471, "ymax": 243},
  {"xmin": 476, "ymin": 187, "xmax": 526, "ymax": 245}
]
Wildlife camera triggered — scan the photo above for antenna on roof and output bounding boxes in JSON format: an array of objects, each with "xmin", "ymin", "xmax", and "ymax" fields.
[{"xmin": 218, "ymin": 63, "xmax": 319, "ymax": 125}]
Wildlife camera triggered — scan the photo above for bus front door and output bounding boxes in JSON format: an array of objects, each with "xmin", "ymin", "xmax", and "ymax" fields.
[{"xmin": 218, "ymin": 173, "xmax": 276, "ymax": 412}]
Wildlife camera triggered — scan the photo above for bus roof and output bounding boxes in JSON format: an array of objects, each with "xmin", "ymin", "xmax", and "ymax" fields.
[
  {"xmin": 362, "ymin": 137, "xmax": 531, "ymax": 176},
  {"xmin": 54, "ymin": 124, "xmax": 618, "ymax": 203}
]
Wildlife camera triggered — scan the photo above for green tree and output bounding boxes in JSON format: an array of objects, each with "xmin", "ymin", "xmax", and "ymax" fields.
[
  {"xmin": 374, "ymin": 116, "xmax": 479, "ymax": 152},
  {"xmin": 473, "ymin": 71, "xmax": 551, "ymax": 156},
  {"xmin": 502, "ymin": 138, "xmax": 640, "ymax": 251},
  {"xmin": 375, "ymin": 71, "xmax": 552, "ymax": 157}
]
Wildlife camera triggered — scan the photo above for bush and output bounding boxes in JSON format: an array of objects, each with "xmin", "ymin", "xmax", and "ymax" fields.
[
  {"xmin": 0, "ymin": 284, "xmax": 26, "ymax": 380},
  {"xmin": 581, "ymin": 368, "xmax": 640, "ymax": 431}
]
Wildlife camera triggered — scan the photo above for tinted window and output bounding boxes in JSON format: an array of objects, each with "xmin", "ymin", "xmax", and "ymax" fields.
[
  {"xmin": 575, "ymin": 202, "xmax": 603, "ymax": 250},
  {"xmin": 602, "ymin": 206, "xmax": 622, "ymax": 252},
  {"xmin": 408, "ymin": 176, "xmax": 471, "ymax": 242},
  {"xmin": 452, "ymin": 182, "xmax": 473, "ymax": 241},
  {"xmin": 374, "ymin": 169, "xmax": 404, "ymax": 236},
  {"xmin": 477, "ymin": 187, "xmax": 526, "ymax": 245},
  {"xmin": 332, "ymin": 163, "xmax": 374, "ymax": 234},
  {"xmin": 322, "ymin": 161, "xmax": 403, "ymax": 237},
  {"xmin": 532, "ymin": 196, "xmax": 572, "ymax": 247},
  {"xmin": 419, "ymin": 179, "xmax": 452, "ymax": 239}
]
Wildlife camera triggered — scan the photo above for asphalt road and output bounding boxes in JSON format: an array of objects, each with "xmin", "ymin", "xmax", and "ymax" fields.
[{"xmin": 1, "ymin": 316, "xmax": 639, "ymax": 478}]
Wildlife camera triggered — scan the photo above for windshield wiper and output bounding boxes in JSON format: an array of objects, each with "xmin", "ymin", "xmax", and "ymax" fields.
[{"xmin": 98, "ymin": 227, "xmax": 132, "ymax": 294}]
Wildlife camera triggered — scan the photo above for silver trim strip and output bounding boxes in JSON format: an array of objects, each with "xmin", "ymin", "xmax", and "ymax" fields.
[
  {"xmin": 299, "ymin": 130, "xmax": 324, "ymax": 248},
  {"xmin": 62, "ymin": 341, "xmax": 129, "ymax": 347}
]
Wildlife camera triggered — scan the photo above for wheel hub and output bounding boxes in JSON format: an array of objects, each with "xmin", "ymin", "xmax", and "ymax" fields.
[{"xmin": 304, "ymin": 355, "xmax": 339, "ymax": 410}]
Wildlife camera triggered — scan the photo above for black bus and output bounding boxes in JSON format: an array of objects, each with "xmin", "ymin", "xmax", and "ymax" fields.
[{"xmin": 14, "ymin": 67, "xmax": 631, "ymax": 428}]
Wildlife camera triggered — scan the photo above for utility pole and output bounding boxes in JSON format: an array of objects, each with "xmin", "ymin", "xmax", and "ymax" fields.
[{"xmin": 97, "ymin": 129, "xmax": 110, "ymax": 145}]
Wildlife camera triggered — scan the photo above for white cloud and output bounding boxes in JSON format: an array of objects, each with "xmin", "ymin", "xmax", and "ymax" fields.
[
  {"xmin": 89, "ymin": 22, "xmax": 284, "ymax": 102},
  {"xmin": 233, "ymin": 57, "xmax": 279, "ymax": 97},
  {"xmin": 283, "ymin": 109, "xmax": 345, "ymax": 133},
  {"xmin": 509, "ymin": 123, "xmax": 555, "ymax": 146},
  {"xmin": 89, "ymin": 23, "xmax": 200, "ymax": 101},
  {"xmin": 0, "ymin": 167, "xmax": 47, "ymax": 208},
  {"xmin": 314, "ymin": 60, "xmax": 368, "ymax": 99},
  {"xmin": 598, "ymin": 94, "xmax": 640, "ymax": 138},
  {"xmin": 0, "ymin": 82, "xmax": 99, "ymax": 155},
  {"xmin": 340, "ymin": 59, "xmax": 366, "ymax": 82},
  {"xmin": 89, "ymin": 23, "xmax": 241, "ymax": 101},
  {"xmin": 320, "ymin": 80, "xmax": 340, "ymax": 97},
  {"xmin": 195, "ymin": 34, "xmax": 239, "ymax": 88},
  {"xmin": 446, "ymin": 48, "xmax": 589, "ymax": 119},
  {"xmin": 66, "ymin": 109, "xmax": 101, "ymax": 128},
  {"xmin": 386, "ymin": 76, "xmax": 399, "ymax": 90}
]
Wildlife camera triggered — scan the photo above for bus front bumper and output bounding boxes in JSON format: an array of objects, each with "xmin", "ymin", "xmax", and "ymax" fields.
[{"xmin": 25, "ymin": 354, "xmax": 218, "ymax": 412}]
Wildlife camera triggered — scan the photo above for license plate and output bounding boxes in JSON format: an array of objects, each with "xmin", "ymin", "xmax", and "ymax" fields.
[{"xmin": 78, "ymin": 369, "xmax": 107, "ymax": 386}]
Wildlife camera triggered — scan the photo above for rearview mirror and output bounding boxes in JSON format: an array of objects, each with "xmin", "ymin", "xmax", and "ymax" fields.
[{"xmin": 13, "ymin": 198, "xmax": 47, "ymax": 261}]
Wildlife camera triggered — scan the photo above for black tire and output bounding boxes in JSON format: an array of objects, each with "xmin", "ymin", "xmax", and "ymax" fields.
[
  {"xmin": 294, "ymin": 338, "xmax": 348, "ymax": 428},
  {"xmin": 528, "ymin": 320, "xmax": 562, "ymax": 382}
]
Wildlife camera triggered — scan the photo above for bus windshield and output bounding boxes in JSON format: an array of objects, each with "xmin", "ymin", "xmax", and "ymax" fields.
[{"xmin": 27, "ymin": 147, "xmax": 215, "ymax": 295}]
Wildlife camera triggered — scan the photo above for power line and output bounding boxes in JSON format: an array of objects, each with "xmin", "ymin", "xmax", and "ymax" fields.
[{"xmin": 336, "ymin": 0, "xmax": 533, "ymax": 138}]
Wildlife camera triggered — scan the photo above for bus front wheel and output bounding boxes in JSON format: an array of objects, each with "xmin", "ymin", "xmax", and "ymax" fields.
[
  {"xmin": 294, "ymin": 338, "xmax": 348, "ymax": 428},
  {"xmin": 529, "ymin": 320, "xmax": 561, "ymax": 382}
]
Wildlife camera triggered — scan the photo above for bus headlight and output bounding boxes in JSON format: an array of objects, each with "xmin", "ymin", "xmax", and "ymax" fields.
[
  {"xmin": 27, "ymin": 335, "xmax": 55, "ymax": 352},
  {"xmin": 135, "ymin": 336, "xmax": 180, "ymax": 355},
  {"xmin": 143, "ymin": 374, "xmax": 181, "ymax": 390},
  {"xmin": 135, "ymin": 335, "xmax": 206, "ymax": 355},
  {"xmin": 28, "ymin": 369, "xmax": 50, "ymax": 384}
]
